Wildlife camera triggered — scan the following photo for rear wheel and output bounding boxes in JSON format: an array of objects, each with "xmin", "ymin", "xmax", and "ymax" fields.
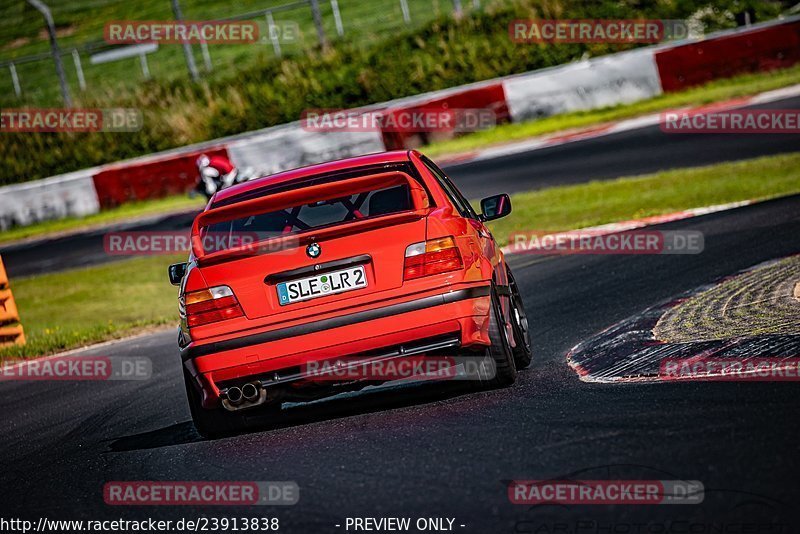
[
  {"xmin": 184, "ymin": 369, "xmax": 247, "ymax": 439},
  {"xmin": 507, "ymin": 267, "xmax": 532, "ymax": 369},
  {"xmin": 479, "ymin": 284, "xmax": 518, "ymax": 388}
]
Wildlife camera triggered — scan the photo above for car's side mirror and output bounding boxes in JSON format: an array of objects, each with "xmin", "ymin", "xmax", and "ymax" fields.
[
  {"xmin": 480, "ymin": 194, "xmax": 512, "ymax": 221},
  {"xmin": 168, "ymin": 262, "xmax": 188, "ymax": 286}
]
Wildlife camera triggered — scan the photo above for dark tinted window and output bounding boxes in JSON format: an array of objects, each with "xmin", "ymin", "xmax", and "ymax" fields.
[{"xmin": 203, "ymin": 184, "xmax": 412, "ymax": 253}]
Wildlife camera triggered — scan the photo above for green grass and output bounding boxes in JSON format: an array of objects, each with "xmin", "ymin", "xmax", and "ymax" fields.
[
  {"xmin": 423, "ymin": 65, "xmax": 800, "ymax": 158},
  {"xmin": 0, "ymin": 0, "xmax": 480, "ymax": 106},
  {"xmin": 0, "ymin": 194, "xmax": 205, "ymax": 245},
  {"xmin": 483, "ymin": 152, "xmax": 800, "ymax": 246},
  {"xmin": 3, "ymin": 152, "xmax": 799, "ymax": 360},
  {"xmin": 0, "ymin": 255, "xmax": 184, "ymax": 361}
]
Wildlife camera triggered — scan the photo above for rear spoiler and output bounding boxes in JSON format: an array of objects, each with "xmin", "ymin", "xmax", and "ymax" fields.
[{"xmin": 191, "ymin": 171, "xmax": 430, "ymax": 263}]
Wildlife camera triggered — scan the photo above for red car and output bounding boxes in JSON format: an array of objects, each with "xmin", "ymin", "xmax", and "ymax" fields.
[{"xmin": 170, "ymin": 150, "xmax": 531, "ymax": 437}]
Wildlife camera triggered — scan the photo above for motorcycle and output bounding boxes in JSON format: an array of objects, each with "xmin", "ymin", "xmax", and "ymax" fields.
[{"xmin": 195, "ymin": 154, "xmax": 257, "ymax": 200}]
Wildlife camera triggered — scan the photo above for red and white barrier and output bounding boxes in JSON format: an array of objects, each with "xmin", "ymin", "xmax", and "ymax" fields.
[
  {"xmin": 377, "ymin": 82, "xmax": 509, "ymax": 149},
  {"xmin": 503, "ymin": 47, "xmax": 663, "ymax": 123},
  {"xmin": 655, "ymin": 19, "xmax": 800, "ymax": 92},
  {"xmin": 1, "ymin": 16, "xmax": 797, "ymax": 230},
  {"xmin": 92, "ymin": 147, "xmax": 229, "ymax": 209},
  {"xmin": 0, "ymin": 169, "xmax": 100, "ymax": 231},
  {"xmin": 226, "ymin": 125, "xmax": 385, "ymax": 177}
]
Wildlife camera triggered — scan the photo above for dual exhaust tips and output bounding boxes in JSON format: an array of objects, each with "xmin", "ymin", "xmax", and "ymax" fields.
[{"xmin": 222, "ymin": 382, "xmax": 266, "ymax": 411}]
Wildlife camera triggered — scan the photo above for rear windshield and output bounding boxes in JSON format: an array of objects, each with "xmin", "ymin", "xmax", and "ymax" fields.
[{"xmin": 202, "ymin": 183, "xmax": 412, "ymax": 253}]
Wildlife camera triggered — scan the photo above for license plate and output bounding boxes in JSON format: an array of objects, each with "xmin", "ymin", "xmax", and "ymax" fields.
[{"xmin": 276, "ymin": 266, "xmax": 367, "ymax": 306}]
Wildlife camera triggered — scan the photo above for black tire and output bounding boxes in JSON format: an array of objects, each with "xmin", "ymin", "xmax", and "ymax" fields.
[
  {"xmin": 507, "ymin": 267, "xmax": 533, "ymax": 369},
  {"xmin": 481, "ymin": 284, "xmax": 518, "ymax": 388},
  {"xmin": 184, "ymin": 369, "xmax": 247, "ymax": 439}
]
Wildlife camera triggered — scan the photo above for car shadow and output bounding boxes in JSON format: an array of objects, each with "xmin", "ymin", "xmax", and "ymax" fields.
[
  {"xmin": 106, "ymin": 421, "xmax": 203, "ymax": 452},
  {"xmin": 107, "ymin": 379, "xmax": 479, "ymax": 451}
]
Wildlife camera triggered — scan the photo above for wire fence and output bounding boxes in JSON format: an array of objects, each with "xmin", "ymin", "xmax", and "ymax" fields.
[{"xmin": 0, "ymin": 0, "xmax": 487, "ymax": 105}]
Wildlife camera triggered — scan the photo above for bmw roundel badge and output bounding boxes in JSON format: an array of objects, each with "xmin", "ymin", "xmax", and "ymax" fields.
[{"xmin": 306, "ymin": 242, "xmax": 321, "ymax": 258}]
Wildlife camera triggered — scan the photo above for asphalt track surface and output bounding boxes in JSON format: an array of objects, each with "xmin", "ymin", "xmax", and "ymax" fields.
[
  {"xmin": 3, "ymin": 193, "xmax": 800, "ymax": 531},
  {"xmin": 2, "ymin": 95, "xmax": 800, "ymax": 278}
]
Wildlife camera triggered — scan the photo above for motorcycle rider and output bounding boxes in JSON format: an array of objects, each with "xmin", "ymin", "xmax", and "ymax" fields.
[{"xmin": 196, "ymin": 154, "xmax": 241, "ymax": 199}]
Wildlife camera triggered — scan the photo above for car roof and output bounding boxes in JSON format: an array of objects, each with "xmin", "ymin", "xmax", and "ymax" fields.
[{"xmin": 212, "ymin": 150, "xmax": 416, "ymax": 205}]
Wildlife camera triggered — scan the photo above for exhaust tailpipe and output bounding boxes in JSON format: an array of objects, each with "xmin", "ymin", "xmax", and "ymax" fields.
[
  {"xmin": 242, "ymin": 382, "xmax": 260, "ymax": 402},
  {"xmin": 227, "ymin": 386, "xmax": 243, "ymax": 404},
  {"xmin": 222, "ymin": 382, "xmax": 268, "ymax": 412}
]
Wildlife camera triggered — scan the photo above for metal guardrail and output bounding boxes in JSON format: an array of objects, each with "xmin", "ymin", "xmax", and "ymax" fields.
[{"xmin": 0, "ymin": 0, "xmax": 316, "ymax": 68}]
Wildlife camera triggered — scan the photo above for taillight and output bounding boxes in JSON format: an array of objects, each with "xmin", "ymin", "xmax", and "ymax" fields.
[
  {"xmin": 183, "ymin": 285, "xmax": 244, "ymax": 327},
  {"xmin": 403, "ymin": 236, "xmax": 464, "ymax": 280}
]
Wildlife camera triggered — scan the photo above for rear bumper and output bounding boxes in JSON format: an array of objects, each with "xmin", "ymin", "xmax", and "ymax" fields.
[{"xmin": 182, "ymin": 284, "xmax": 492, "ymax": 408}]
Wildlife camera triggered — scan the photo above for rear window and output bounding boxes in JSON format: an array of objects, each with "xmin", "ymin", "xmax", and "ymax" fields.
[{"xmin": 202, "ymin": 184, "xmax": 412, "ymax": 253}]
